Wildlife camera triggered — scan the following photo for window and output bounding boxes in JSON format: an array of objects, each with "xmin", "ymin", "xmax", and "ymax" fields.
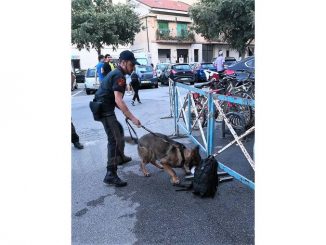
[
  {"xmin": 157, "ymin": 64, "xmax": 168, "ymax": 70},
  {"xmin": 172, "ymin": 64, "xmax": 191, "ymax": 70},
  {"xmin": 194, "ymin": 49, "xmax": 199, "ymax": 62},
  {"xmin": 201, "ymin": 63, "xmax": 215, "ymax": 69},
  {"xmin": 177, "ymin": 23, "xmax": 187, "ymax": 37},
  {"xmin": 158, "ymin": 21, "xmax": 169, "ymax": 35},
  {"xmin": 86, "ymin": 69, "xmax": 96, "ymax": 77},
  {"xmin": 137, "ymin": 66, "xmax": 153, "ymax": 72}
]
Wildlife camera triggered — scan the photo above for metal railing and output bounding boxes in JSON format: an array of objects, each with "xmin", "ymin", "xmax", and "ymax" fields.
[{"xmin": 170, "ymin": 79, "xmax": 255, "ymax": 189}]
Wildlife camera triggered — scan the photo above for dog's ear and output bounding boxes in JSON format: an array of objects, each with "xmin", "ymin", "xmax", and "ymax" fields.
[
  {"xmin": 191, "ymin": 145, "xmax": 200, "ymax": 157},
  {"xmin": 192, "ymin": 145, "xmax": 200, "ymax": 154}
]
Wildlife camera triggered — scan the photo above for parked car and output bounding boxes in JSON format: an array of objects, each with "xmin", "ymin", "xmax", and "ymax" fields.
[
  {"xmin": 84, "ymin": 68, "xmax": 100, "ymax": 95},
  {"xmin": 193, "ymin": 62, "xmax": 217, "ymax": 82},
  {"xmin": 224, "ymin": 56, "xmax": 255, "ymax": 81},
  {"xmin": 189, "ymin": 62, "xmax": 198, "ymax": 71},
  {"xmin": 161, "ymin": 63, "xmax": 195, "ymax": 85},
  {"xmin": 212, "ymin": 56, "xmax": 237, "ymax": 70},
  {"xmin": 135, "ymin": 65, "xmax": 158, "ymax": 88},
  {"xmin": 155, "ymin": 63, "xmax": 170, "ymax": 83},
  {"xmin": 74, "ymin": 69, "xmax": 86, "ymax": 83},
  {"xmin": 223, "ymin": 57, "xmax": 237, "ymax": 69}
]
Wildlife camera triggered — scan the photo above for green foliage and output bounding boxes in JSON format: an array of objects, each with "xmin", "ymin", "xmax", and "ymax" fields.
[
  {"xmin": 156, "ymin": 29, "xmax": 195, "ymax": 42},
  {"xmin": 190, "ymin": 0, "xmax": 254, "ymax": 55},
  {"xmin": 71, "ymin": 0, "xmax": 141, "ymax": 54}
]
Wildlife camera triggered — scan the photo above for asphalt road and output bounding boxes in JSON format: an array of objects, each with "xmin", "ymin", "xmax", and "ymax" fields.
[{"xmin": 71, "ymin": 83, "xmax": 255, "ymax": 245}]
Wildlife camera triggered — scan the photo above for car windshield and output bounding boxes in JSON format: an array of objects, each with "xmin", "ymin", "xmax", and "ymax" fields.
[
  {"xmin": 201, "ymin": 63, "xmax": 215, "ymax": 69},
  {"xmin": 173, "ymin": 64, "xmax": 191, "ymax": 70},
  {"xmin": 86, "ymin": 69, "xmax": 95, "ymax": 77},
  {"xmin": 228, "ymin": 56, "xmax": 254, "ymax": 69},
  {"xmin": 137, "ymin": 66, "xmax": 153, "ymax": 73},
  {"xmin": 157, "ymin": 64, "xmax": 168, "ymax": 70}
]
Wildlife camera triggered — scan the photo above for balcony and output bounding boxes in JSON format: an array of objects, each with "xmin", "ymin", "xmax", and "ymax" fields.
[{"xmin": 156, "ymin": 29, "xmax": 195, "ymax": 43}]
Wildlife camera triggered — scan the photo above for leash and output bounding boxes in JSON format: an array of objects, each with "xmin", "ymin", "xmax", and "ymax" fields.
[
  {"xmin": 125, "ymin": 118, "xmax": 173, "ymax": 145},
  {"xmin": 125, "ymin": 118, "xmax": 139, "ymax": 144},
  {"xmin": 125, "ymin": 118, "xmax": 186, "ymax": 164}
]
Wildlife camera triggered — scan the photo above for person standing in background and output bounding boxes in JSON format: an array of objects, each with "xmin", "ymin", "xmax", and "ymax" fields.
[
  {"xmin": 125, "ymin": 74, "xmax": 133, "ymax": 96},
  {"xmin": 96, "ymin": 55, "xmax": 105, "ymax": 82},
  {"xmin": 130, "ymin": 71, "xmax": 141, "ymax": 106},
  {"xmin": 71, "ymin": 122, "xmax": 84, "ymax": 149},
  {"xmin": 214, "ymin": 50, "xmax": 225, "ymax": 75},
  {"xmin": 102, "ymin": 54, "xmax": 115, "ymax": 77},
  {"xmin": 71, "ymin": 70, "xmax": 83, "ymax": 149}
]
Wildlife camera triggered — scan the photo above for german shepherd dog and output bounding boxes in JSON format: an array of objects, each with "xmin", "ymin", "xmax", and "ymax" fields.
[{"xmin": 126, "ymin": 133, "xmax": 201, "ymax": 185}]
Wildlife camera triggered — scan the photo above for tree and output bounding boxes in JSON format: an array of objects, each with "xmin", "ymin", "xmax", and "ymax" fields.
[
  {"xmin": 71, "ymin": 0, "xmax": 141, "ymax": 55},
  {"xmin": 189, "ymin": 0, "xmax": 254, "ymax": 57}
]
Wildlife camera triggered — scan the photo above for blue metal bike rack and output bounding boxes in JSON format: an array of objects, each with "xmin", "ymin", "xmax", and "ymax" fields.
[{"xmin": 172, "ymin": 81, "xmax": 255, "ymax": 190}]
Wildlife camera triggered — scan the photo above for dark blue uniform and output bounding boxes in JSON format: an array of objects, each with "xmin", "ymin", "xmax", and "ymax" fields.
[{"xmin": 94, "ymin": 67, "xmax": 128, "ymax": 176}]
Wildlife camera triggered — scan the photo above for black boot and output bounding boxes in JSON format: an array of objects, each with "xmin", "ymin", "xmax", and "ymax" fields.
[
  {"xmin": 117, "ymin": 155, "xmax": 132, "ymax": 165},
  {"xmin": 73, "ymin": 142, "xmax": 84, "ymax": 149},
  {"xmin": 103, "ymin": 169, "xmax": 127, "ymax": 187}
]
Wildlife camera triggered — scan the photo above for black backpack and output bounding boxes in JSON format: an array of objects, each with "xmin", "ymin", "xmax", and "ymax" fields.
[{"xmin": 193, "ymin": 155, "xmax": 218, "ymax": 198}]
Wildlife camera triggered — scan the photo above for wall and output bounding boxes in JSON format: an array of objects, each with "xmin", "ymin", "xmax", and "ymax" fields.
[{"xmin": 71, "ymin": 45, "xmax": 130, "ymax": 70}]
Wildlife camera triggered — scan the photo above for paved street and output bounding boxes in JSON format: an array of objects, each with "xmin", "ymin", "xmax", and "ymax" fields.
[{"xmin": 72, "ymin": 84, "xmax": 254, "ymax": 245}]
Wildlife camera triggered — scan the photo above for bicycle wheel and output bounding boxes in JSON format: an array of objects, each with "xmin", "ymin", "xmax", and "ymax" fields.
[
  {"xmin": 226, "ymin": 112, "xmax": 246, "ymax": 131},
  {"xmin": 231, "ymin": 91, "xmax": 254, "ymax": 128}
]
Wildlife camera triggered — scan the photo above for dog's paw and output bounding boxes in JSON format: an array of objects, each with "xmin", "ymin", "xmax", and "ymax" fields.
[
  {"xmin": 144, "ymin": 172, "xmax": 150, "ymax": 177},
  {"xmin": 171, "ymin": 178, "xmax": 180, "ymax": 185}
]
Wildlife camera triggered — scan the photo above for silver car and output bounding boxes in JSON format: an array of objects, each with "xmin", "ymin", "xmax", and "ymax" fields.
[{"xmin": 155, "ymin": 63, "xmax": 170, "ymax": 83}]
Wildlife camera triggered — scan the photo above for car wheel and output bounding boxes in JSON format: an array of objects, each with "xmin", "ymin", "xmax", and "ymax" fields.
[
  {"xmin": 86, "ymin": 89, "xmax": 91, "ymax": 95},
  {"xmin": 190, "ymin": 81, "xmax": 194, "ymax": 85}
]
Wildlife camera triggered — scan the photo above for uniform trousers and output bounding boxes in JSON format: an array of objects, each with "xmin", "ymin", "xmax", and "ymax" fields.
[{"xmin": 100, "ymin": 114, "xmax": 125, "ymax": 171}]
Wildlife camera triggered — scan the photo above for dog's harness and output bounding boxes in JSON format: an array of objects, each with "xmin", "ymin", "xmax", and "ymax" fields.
[{"xmin": 125, "ymin": 118, "xmax": 185, "ymax": 165}]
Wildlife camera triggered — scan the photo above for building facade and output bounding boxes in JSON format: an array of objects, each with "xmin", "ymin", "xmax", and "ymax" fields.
[
  {"xmin": 129, "ymin": 0, "xmax": 254, "ymax": 66},
  {"xmin": 71, "ymin": 0, "xmax": 254, "ymax": 69}
]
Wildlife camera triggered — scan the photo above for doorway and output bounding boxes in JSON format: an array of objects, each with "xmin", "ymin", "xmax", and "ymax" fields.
[
  {"xmin": 158, "ymin": 49, "xmax": 171, "ymax": 63},
  {"xmin": 176, "ymin": 49, "xmax": 188, "ymax": 63},
  {"xmin": 202, "ymin": 44, "xmax": 213, "ymax": 62}
]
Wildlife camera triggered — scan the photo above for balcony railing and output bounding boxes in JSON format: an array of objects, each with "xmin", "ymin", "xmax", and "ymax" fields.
[{"xmin": 156, "ymin": 29, "xmax": 195, "ymax": 42}]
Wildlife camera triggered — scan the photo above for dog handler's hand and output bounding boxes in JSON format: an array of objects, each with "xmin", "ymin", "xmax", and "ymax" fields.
[{"xmin": 132, "ymin": 117, "xmax": 141, "ymax": 128}]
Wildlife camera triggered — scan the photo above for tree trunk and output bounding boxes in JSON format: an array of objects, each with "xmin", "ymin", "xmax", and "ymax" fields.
[
  {"xmin": 96, "ymin": 47, "xmax": 101, "ymax": 56},
  {"xmin": 239, "ymin": 47, "xmax": 246, "ymax": 59}
]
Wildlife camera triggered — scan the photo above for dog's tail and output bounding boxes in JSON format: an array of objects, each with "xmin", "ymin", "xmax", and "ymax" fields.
[{"xmin": 124, "ymin": 136, "xmax": 138, "ymax": 145}]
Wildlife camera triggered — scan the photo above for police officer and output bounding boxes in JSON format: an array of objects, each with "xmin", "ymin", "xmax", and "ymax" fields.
[{"xmin": 94, "ymin": 50, "xmax": 141, "ymax": 187}]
